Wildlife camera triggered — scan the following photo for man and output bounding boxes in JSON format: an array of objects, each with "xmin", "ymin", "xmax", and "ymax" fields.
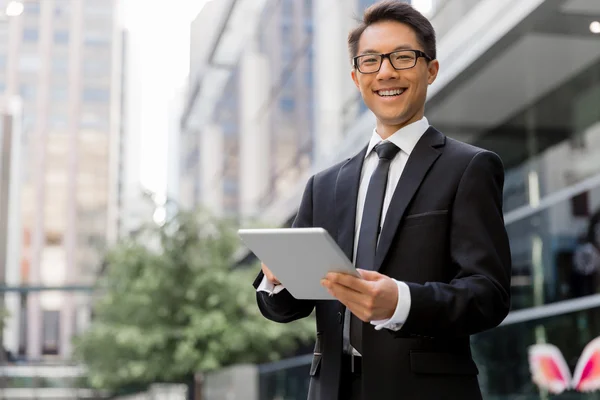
[{"xmin": 252, "ymin": 1, "xmax": 511, "ymax": 399}]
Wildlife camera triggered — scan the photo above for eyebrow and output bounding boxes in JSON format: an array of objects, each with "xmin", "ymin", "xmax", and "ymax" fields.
[{"xmin": 359, "ymin": 45, "xmax": 414, "ymax": 55}]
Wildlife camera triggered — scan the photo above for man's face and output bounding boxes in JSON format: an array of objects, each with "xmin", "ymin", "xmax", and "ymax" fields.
[{"xmin": 351, "ymin": 21, "xmax": 439, "ymax": 132}]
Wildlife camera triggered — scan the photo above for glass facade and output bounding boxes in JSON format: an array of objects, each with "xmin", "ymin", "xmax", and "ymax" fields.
[
  {"xmin": 0, "ymin": 0, "xmax": 118, "ymax": 364},
  {"xmin": 256, "ymin": 0, "xmax": 315, "ymax": 209},
  {"xmin": 215, "ymin": 69, "xmax": 241, "ymax": 217}
]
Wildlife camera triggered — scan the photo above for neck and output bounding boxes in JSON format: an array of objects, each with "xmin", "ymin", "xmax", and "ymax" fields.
[{"xmin": 376, "ymin": 111, "xmax": 424, "ymax": 140}]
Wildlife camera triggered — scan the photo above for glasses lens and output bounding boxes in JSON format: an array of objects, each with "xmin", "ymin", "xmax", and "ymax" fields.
[
  {"xmin": 357, "ymin": 55, "xmax": 382, "ymax": 73},
  {"xmin": 390, "ymin": 51, "xmax": 417, "ymax": 70}
]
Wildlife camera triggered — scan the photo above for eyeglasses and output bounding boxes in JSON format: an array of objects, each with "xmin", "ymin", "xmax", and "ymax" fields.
[{"xmin": 353, "ymin": 50, "xmax": 432, "ymax": 74}]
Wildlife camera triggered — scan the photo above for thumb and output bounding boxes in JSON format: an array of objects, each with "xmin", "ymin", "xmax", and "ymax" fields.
[{"xmin": 356, "ymin": 269, "xmax": 382, "ymax": 281}]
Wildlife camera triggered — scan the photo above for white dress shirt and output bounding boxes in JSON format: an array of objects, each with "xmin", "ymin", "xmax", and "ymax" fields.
[{"xmin": 258, "ymin": 117, "xmax": 431, "ymax": 332}]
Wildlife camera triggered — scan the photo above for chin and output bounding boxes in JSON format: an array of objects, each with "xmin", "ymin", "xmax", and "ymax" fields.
[{"xmin": 377, "ymin": 115, "xmax": 409, "ymax": 126}]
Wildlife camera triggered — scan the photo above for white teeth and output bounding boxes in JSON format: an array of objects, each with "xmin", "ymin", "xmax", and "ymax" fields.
[{"xmin": 378, "ymin": 89, "xmax": 404, "ymax": 96}]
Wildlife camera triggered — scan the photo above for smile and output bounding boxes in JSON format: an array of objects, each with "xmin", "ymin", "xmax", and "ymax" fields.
[{"xmin": 375, "ymin": 88, "xmax": 406, "ymax": 97}]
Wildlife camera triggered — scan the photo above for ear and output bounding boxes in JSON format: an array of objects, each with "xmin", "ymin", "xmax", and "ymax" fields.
[
  {"xmin": 427, "ymin": 59, "xmax": 440, "ymax": 85},
  {"xmin": 351, "ymin": 68, "xmax": 360, "ymax": 89}
]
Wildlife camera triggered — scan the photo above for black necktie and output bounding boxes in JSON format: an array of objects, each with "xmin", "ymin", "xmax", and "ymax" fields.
[{"xmin": 349, "ymin": 141, "xmax": 400, "ymax": 354}]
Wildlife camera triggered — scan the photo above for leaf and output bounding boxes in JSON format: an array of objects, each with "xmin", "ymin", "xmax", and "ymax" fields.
[{"xmin": 73, "ymin": 207, "xmax": 315, "ymax": 391}]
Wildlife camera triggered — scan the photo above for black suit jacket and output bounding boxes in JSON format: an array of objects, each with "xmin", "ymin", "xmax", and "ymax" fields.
[{"xmin": 253, "ymin": 127, "xmax": 512, "ymax": 400}]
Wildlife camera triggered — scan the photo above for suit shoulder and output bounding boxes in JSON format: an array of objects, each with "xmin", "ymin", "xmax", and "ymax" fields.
[{"xmin": 444, "ymin": 136, "xmax": 502, "ymax": 164}]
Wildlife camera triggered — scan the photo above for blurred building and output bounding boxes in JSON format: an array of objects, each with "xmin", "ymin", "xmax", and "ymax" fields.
[
  {"xmin": 180, "ymin": 0, "xmax": 600, "ymax": 398},
  {"xmin": 0, "ymin": 0, "xmax": 123, "ymax": 361},
  {"xmin": 0, "ymin": 96, "xmax": 23, "ymax": 360}
]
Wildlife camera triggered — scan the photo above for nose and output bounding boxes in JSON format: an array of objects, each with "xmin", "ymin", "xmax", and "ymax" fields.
[{"xmin": 376, "ymin": 56, "xmax": 397, "ymax": 80}]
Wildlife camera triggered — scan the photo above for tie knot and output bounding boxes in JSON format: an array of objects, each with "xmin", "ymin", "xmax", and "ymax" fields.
[{"xmin": 374, "ymin": 141, "xmax": 400, "ymax": 160}]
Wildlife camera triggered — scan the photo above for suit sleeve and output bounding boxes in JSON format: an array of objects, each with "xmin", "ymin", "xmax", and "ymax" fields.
[
  {"xmin": 401, "ymin": 151, "xmax": 512, "ymax": 337},
  {"xmin": 252, "ymin": 176, "xmax": 316, "ymax": 323}
]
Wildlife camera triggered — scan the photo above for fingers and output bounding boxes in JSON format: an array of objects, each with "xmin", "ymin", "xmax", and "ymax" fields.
[
  {"xmin": 325, "ymin": 271, "xmax": 371, "ymax": 293},
  {"xmin": 356, "ymin": 269, "xmax": 383, "ymax": 281},
  {"xmin": 261, "ymin": 263, "xmax": 280, "ymax": 285},
  {"xmin": 322, "ymin": 279, "xmax": 370, "ymax": 308},
  {"xmin": 322, "ymin": 274, "xmax": 397, "ymax": 322}
]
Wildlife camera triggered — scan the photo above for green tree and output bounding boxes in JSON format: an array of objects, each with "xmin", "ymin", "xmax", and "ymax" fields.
[
  {"xmin": 74, "ymin": 209, "xmax": 315, "ymax": 390},
  {"xmin": 0, "ymin": 307, "xmax": 7, "ymax": 331}
]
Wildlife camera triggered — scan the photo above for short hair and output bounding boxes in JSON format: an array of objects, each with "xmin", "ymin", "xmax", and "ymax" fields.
[{"xmin": 348, "ymin": 1, "xmax": 437, "ymax": 62}]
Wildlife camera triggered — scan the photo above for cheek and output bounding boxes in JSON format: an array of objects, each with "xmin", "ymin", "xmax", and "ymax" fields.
[{"xmin": 358, "ymin": 80, "xmax": 372, "ymax": 96}]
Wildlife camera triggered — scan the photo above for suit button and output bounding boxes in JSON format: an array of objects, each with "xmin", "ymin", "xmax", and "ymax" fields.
[{"xmin": 337, "ymin": 312, "xmax": 342, "ymax": 324}]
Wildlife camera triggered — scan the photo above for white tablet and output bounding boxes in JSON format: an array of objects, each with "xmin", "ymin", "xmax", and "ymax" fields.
[{"xmin": 238, "ymin": 227, "xmax": 360, "ymax": 300}]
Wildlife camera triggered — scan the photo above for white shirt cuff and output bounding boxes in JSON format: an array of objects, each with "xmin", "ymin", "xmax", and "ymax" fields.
[
  {"xmin": 256, "ymin": 276, "xmax": 286, "ymax": 296},
  {"xmin": 370, "ymin": 280, "xmax": 411, "ymax": 331}
]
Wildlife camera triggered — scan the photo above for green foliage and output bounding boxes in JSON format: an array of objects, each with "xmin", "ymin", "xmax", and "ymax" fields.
[
  {"xmin": 74, "ymin": 209, "xmax": 315, "ymax": 390},
  {"xmin": 0, "ymin": 307, "xmax": 8, "ymax": 331}
]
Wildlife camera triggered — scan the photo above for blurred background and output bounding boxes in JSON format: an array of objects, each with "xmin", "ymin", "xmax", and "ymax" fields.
[{"xmin": 0, "ymin": 0, "xmax": 599, "ymax": 399}]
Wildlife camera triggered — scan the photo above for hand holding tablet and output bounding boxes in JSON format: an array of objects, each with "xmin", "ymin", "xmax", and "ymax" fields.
[{"xmin": 239, "ymin": 227, "xmax": 360, "ymax": 300}]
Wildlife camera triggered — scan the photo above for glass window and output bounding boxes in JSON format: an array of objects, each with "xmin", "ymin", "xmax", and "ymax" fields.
[
  {"xmin": 54, "ymin": 30, "xmax": 69, "ymax": 44},
  {"xmin": 430, "ymin": 60, "xmax": 600, "ymax": 215},
  {"xmin": 223, "ymin": 179, "xmax": 238, "ymax": 195},
  {"xmin": 80, "ymin": 110, "xmax": 108, "ymax": 131},
  {"xmin": 41, "ymin": 310, "xmax": 60, "ymax": 355},
  {"xmin": 84, "ymin": 0, "xmax": 113, "ymax": 18},
  {"xmin": 259, "ymin": 360, "xmax": 311, "ymax": 400},
  {"xmin": 22, "ymin": 115, "xmax": 35, "ymax": 133},
  {"xmin": 51, "ymin": 84, "xmax": 68, "ymax": 101},
  {"xmin": 83, "ymin": 59, "xmax": 110, "ymax": 77},
  {"xmin": 23, "ymin": 1, "xmax": 40, "ymax": 15},
  {"xmin": 52, "ymin": 57, "xmax": 69, "ymax": 74},
  {"xmin": 507, "ymin": 186, "xmax": 600, "ymax": 311},
  {"xmin": 279, "ymin": 97, "xmax": 295, "ymax": 112},
  {"xmin": 82, "ymin": 88, "xmax": 109, "ymax": 102},
  {"xmin": 19, "ymin": 84, "xmax": 36, "ymax": 101},
  {"xmin": 50, "ymin": 111, "xmax": 68, "ymax": 131},
  {"xmin": 84, "ymin": 31, "xmax": 110, "ymax": 47},
  {"xmin": 23, "ymin": 28, "xmax": 39, "ymax": 42},
  {"xmin": 54, "ymin": 0, "xmax": 69, "ymax": 17},
  {"xmin": 472, "ymin": 307, "xmax": 600, "ymax": 398},
  {"xmin": 0, "ymin": 54, "xmax": 5, "ymax": 70},
  {"xmin": 18, "ymin": 54, "xmax": 39, "ymax": 72}
]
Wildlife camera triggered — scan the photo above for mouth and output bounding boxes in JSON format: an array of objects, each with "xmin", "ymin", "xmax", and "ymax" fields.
[{"xmin": 375, "ymin": 88, "xmax": 407, "ymax": 98}]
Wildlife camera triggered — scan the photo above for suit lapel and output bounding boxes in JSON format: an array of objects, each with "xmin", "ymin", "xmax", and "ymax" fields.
[
  {"xmin": 374, "ymin": 127, "xmax": 446, "ymax": 271},
  {"xmin": 335, "ymin": 146, "xmax": 368, "ymax": 262}
]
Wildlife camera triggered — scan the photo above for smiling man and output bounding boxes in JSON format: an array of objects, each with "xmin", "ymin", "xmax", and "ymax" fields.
[{"xmin": 252, "ymin": 1, "xmax": 512, "ymax": 399}]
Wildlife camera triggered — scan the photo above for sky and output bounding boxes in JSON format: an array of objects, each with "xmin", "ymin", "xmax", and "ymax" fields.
[{"xmin": 122, "ymin": 0, "xmax": 212, "ymax": 198}]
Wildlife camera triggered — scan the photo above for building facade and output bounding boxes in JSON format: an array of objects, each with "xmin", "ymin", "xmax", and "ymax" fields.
[
  {"xmin": 0, "ymin": 0, "xmax": 123, "ymax": 361},
  {"xmin": 181, "ymin": 0, "xmax": 600, "ymax": 398}
]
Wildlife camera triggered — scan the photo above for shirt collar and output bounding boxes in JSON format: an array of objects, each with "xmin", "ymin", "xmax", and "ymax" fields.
[{"xmin": 365, "ymin": 116, "xmax": 430, "ymax": 158}]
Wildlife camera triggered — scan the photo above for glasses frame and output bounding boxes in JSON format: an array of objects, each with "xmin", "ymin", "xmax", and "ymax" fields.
[{"xmin": 353, "ymin": 50, "xmax": 432, "ymax": 74}]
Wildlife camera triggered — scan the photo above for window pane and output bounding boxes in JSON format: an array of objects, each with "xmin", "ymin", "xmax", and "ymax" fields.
[
  {"xmin": 83, "ymin": 59, "xmax": 110, "ymax": 77},
  {"xmin": 507, "ymin": 186, "xmax": 600, "ymax": 311},
  {"xmin": 50, "ymin": 110, "xmax": 68, "ymax": 131},
  {"xmin": 41, "ymin": 310, "xmax": 60, "ymax": 355},
  {"xmin": 82, "ymin": 88, "xmax": 109, "ymax": 102},
  {"xmin": 472, "ymin": 308, "xmax": 600, "ymax": 398},
  {"xmin": 80, "ymin": 109, "xmax": 108, "ymax": 131},
  {"xmin": 23, "ymin": 28, "xmax": 39, "ymax": 42},
  {"xmin": 19, "ymin": 84, "xmax": 36, "ymax": 101},
  {"xmin": 54, "ymin": 30, "xmax": 69, "ymax": 44},
  {"xmin": 23, "ymin": 1, "xmax": 40, "ymax": 15},
  {"xmin": 18, "ymin": 54, "xmax": 39, "ymax": 72},
  {"xmin": 51, "ymin": 83, "xmax": 68, "ymax": 101},
  {"xmin": 84, "ymin": 31, "xmax": 110, "ymax": 47},
  {"xmin": 52, "ymin": 57, "xmax": 68, "ymax": 74}
]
